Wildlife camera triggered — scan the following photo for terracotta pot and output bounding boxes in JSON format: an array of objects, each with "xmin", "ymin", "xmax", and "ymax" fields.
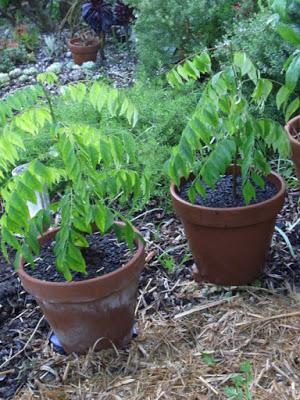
[
  {"xmin": 170, "ymin": 169, "xmax": 286, "ymax": 286},
  {"xmin": 18, "ymin": 223, "xmax": 145, "ymax": 354},
  {"xmin": 285, "ymin": 115, "xmax": 300, "ymax": 182},
  {"xmin": 68, "ymin": 37, "xmax": 99, "ymax": 65}
]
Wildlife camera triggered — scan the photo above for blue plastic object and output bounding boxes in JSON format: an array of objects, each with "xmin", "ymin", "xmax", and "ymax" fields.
[{"xmin": 50, "ymin": 333, "xmax": 66, "ymax": 355}]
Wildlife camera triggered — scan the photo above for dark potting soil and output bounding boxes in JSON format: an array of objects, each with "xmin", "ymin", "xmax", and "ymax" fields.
[
  {"xmin": 180, "ymin": 175, "xmax": 278, "ymax": 208},
  {"xmin": 24, "ymin": 232, "xmax": 133, "ymax": 283}
]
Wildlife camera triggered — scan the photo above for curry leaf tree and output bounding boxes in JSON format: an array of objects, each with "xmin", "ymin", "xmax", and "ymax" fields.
[
  {"xmin": 166, "ymin": 52, "xmax": 290, "ymax": 204},
  {"xmin": 0, "ymin": 73, "xmax": 148, "ymax": 281}
]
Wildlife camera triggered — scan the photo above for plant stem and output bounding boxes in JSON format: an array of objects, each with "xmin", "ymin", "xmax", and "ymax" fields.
[
  {"xmin": 42, "ymin": 85, "xmax": 56, "ymax": 124},
  {"xmin": 229, "ymin": 42, "xmax": 242, "ymax": 199},
  {"xmin": 232, "ymin": 146, "xmax": 239, "ymax": 198},
  {"xmin": 99, "ymin": 32, "xmax": 106, "ymax": 60}
]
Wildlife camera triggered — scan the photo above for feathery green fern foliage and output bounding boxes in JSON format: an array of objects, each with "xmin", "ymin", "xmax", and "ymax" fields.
[
  {"xmin": 166, "ymin": 51, "xmax": 290, "ymax": 204},
  {"xmin": 0, "ymin": 73, "xmax": 147, "ymax": 281}
]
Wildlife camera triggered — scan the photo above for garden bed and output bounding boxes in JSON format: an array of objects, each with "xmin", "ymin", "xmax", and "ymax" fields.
[
  {"xmin": 1, "ymin": 1, "xmax": 300, "ymax": 399},
  {"xmin": 0, "ymin": 32, "xmax": 136, "ymax": 101},
  {"xmin": 1, "ymin": 190, "xmax": 300, "ymax": 399}
]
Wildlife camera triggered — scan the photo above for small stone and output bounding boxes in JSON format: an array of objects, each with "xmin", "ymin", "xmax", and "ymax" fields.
[
  {"xmin": 71, "ymin": 63, "xmax": 81, "ymax": 70},
  {"xmin": 9, "ymin": 68, "xmax": 22, "ymax": 78},
  {"xmin": 0, "ymin": 73, "xmax": 10, "ymax": 86},
  {"xmin": 65, "ymin": 61, "xmax": 74, "ymax": 70},
  {"xmin": 23, "ymin": 66, "xmax": 38, "ymax": 75},
  {"xmin": 66, "ymin": 51, "xmax": 72, "ymax": 57},
  {"xmin": 46, "ymin": 62, "xmax": 63, "ymax": 74},
  {"xmin": 65, "ymin": 61, "xmax": 80, "ymax": 70},
  {"xmin": 81, "ymin": 61, "xmax": 96, "ymax": 70},
  {"xmin": 18, "ymin": 74, "xmax": 29, "ymax": 83},
  {"xmin": 69, "ymin": 70, "xmax": 84, "ymax": 81}
]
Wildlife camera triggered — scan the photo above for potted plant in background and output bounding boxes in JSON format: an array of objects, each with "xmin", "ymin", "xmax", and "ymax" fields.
[
  {"xmin": 79, "ymin": 0, "xmax": 135, "ymax": 61},
  {"xmin": 272, "ymin": 0, "xmax": 300, "ymax": 180},
  {"xmin": 0, "ymin": 73, "xmax": 149, "ymax": 354},
  {"xmin": 68, "ymin": 30, "xmax": 100, "ymax": 65},
  {"xmin": 166, "ymin": 51, "xmax": 290, "ymax": 285}
]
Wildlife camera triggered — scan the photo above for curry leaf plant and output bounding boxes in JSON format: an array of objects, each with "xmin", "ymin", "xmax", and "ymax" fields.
[
  {"xmin": 0, "ymin": 73, "xmax": 148, "ymax": 281},
  {"xmin": 166, "ymin": 52, "xmax": 290, "ymax": 204},
  {"xmin": 272, "ymin": 0, "xmax": 300, "ymax": 120}
]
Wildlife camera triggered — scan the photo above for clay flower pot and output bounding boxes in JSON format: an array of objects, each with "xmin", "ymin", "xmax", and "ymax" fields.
[
  {"xmin": 285, "ymin": 115, "xmax": 300, "ymax": 182},
  {"xmin": 68, "ymin": 37, "xmax": 99, "ymax": 65},
  {"xmin": 170, "ymin": 170, "xmax": 286, "ymax": 286},
  {"xmin": 18, "ymin": 223, "xmax": 145, "ymax": 354}
]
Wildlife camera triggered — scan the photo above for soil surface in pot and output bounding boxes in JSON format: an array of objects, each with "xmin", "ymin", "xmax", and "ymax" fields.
[
  {"xmin": 24, "ymin": 232, "xmax": 133, "ymax": 282},
  {"xmin": 180, "ymin": 175, "xmax": 278, "ymax": 208}
]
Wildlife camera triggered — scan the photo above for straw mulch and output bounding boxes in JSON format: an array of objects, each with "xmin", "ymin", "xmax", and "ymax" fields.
[
  {"xmin": 5, "ymin": 190, "xmax": 300, "ymax": 400},
  {"xmin": 14, "ymin": 286, "xmax": 300, "ymax": 400}
]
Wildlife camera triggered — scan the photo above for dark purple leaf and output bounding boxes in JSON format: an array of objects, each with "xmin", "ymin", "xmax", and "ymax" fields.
[
  {"xmin": 82, "ymin": 1, "xmax": 114, "ymax": 34},
  {"xmin": 114, "ymin": 1, "xmax": 135, "ymax": 26}
]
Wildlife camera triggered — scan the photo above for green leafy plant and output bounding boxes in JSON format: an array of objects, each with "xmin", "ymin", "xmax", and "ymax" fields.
[
  {"xmin": 166, "ymin": 51, "xmax": 290, "ymax": 204},
  {"xmin": 158, "ymin": 253, "xmax": 175, "ymax": 272},
  {"xmin": 216, "ymin": 10, "xmax": 292, "ymax": 86},
  {"xmin": 158, "ymin": 250, "xmax": 191, "ymax": 273},
  {"xmin": 224, "ymin": 361, "xmax": 253, "ymax": 399},
  {"xmin": 201, "ymin": 352, "xmax": 217, "ymax": 367},
  {"xmin": 272, "ymin": 0, "xmax": 300, "ymax": 120},
  {"xmin": 13, "ymin": 24, "xmax": 39, "ymax": 51},
  {"xmin": 43, "ymin": 35, "xmax": 61, "ymax": 58},
  {"xmin": 0, "ymin": 44, "xmax": 28, "ymax": 73},
  {"xmin": 0, "ymin": 72, "xmax": 149, "ymax": 281},
  {"xmin": 124, "ymin": 0, "xmax": 256, "ymax": 76},
  {"xmin": 0, "ymin": 0, "xmax": 57, "ymax": 32}
]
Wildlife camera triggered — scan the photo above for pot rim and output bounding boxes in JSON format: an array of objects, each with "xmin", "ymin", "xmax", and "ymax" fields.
[
  {"xmin": 170, "ymin": 170, "xmax": 286, "ymax": 213},
  {"xmin": 68, "ymin": 37, "xmax": 99, "ymax": 48},
  {"xmin": 18, "ymin": 222, "xmax": 144, "ymax": 289},
  {"xmin": 285, "ymin": 115, "xmax": 300, "ymax": 146}
]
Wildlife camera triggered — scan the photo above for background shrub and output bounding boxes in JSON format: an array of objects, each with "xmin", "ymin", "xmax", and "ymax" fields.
[
  {"xmin": 215, "ymin": 11, "xmax": 293, "ymax": 83},
  {"xmin": 214, "ymin": 9, "xmax": 298, "ymax": 123},
  {"xmin": 0, "ymin": 45, "xmax": 28, "ymax": 72},
  {"xmin": 124, "ymin": 0, "xmax": 258, "ymax": 77}
]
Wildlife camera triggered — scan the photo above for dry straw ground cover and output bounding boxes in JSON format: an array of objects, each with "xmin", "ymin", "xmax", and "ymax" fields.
[
  {"xmin": 15, "ymin": 290, "xmax": 300, "ymax": 400},
  {"xmin": 2, "ymin": 189, "xmax": 300, "ymax": 400}
]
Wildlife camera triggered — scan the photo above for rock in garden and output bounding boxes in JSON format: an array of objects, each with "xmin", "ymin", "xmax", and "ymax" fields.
[
  {"xmin": 82, "ymin": 61, "xmax": 96, "ymax": 70},
  {"xmin": 71, "ymin": 63, "xmax": 81, "ymax": 70},
  {"xmin": 46, "ymin": 62, "xmax": 63, "ymax": 74},
  {"xmin": 18, "ymin": 74, "xmax": 29, "ymax": 83},
  {"xmin": 65, "ymin": 61, "xmax": 80, "ymax": 70},
  {"xmin": 9, "ymin": 68, "xmax": 22, "ymax": 78},
  {"xmin": 65, "ymin": 61, "xmax": 74, "ymax": 70},
  {"xmin": 69, "ymin": 70, "xmax": 84, "ymax": 81},
  {"xmin": 22, "ymin": 66, "xmax": 38, "ymax": 76},
  {"xmin": 0, "ymin": 73, "xmax": 10, "ymax": 87}
]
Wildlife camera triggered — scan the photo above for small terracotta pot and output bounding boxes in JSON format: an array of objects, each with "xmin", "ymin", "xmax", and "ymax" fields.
[
  {"xmin": 285, "ymin": 115, "xmax": 300, "ymax": 182},
  {"xmin": 68, "ymin": 37, "xmax": 99, "ymax": 65},
  {"xmin": 170, "ymin": 169, "xmax": 286, "ymax": 286},
  {"xmin": 18, "ymin": 223, "xmax": 145, "ymax": 354}
]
